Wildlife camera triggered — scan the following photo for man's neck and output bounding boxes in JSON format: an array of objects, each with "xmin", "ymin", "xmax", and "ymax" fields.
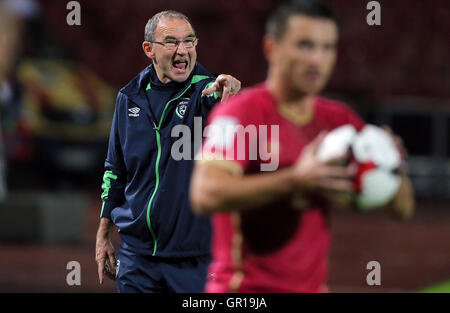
[
  {"xmin": 265, "ymin": 68, "xmax": 318, "ymax": 125},
  {"xmin": 153, "ymin": 66, "xmax": 172, "ymax": 84},
  {"xmin": 266, "ymin": 75, "xmax": 316, "ymax": 111}
]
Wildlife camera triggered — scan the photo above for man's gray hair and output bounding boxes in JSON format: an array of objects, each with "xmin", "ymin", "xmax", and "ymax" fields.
[{"xmin": 144, "ymin": 10, "xmax": 195, "ymax": 42}]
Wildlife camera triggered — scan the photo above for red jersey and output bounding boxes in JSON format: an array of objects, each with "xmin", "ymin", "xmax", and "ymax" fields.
[{"xmin": 201, "ymin": 84, "xmax": 365, "ymax": 293}]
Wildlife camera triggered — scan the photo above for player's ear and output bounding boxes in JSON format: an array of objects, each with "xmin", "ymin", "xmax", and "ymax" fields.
[
  {"xmin": 142, "ymin": 41, "xmax": 155, "ymax": 60},
  {"xmin": 263, "ymin": 36, "xmax": 277, "ymax": 64}
]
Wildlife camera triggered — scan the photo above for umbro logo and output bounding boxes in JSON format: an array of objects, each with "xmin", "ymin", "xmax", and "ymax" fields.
[{"xmin": 128, "ymin": 107, "xmax": 140, "ymax": 117}]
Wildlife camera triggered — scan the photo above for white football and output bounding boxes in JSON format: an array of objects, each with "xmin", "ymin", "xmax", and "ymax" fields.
[
  {"xmin": 317, "ymin": 124, "xmax": 402, "ymax": 211},
  {"xmin": 317, "ymin": 124, "xmax": 357, "ymax": 162}
]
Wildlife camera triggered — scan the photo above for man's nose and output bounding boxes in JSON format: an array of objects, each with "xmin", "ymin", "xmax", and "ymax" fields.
[
  {"xmin": 175, "ymin": 42, "xmax": 188, "ymax": 54},
  {"xmin": 308, "ymin": 48, "xmax": 328, "ymax": 66},
  {"xmin": 308, "ymin": 50, "xmax": 323, "ymax": 66}
]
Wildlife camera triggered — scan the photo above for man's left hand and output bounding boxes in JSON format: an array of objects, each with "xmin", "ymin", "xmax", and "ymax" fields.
[
  {"xmin": 382, "ymin": 125, "xmax": 407, "ymax": 161},
  {"xmin": 381, "ymin": 125, "xmax": 415, "ymax": 219},
  {"xmin": 202, "ymin": 74, "xmax": 241, "ymax": 102}
]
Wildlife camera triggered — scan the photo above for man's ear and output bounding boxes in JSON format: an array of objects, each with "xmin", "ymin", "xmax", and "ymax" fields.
[
  {"xmin": 142, "ymin": 41, "xmax": 155, "ymax": 60},
  {"xmin": 263, "ymin": 36, "xmax": 277, "ymax": 64}
]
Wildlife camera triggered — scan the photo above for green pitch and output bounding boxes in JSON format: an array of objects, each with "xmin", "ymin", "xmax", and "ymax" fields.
[{"xmin": 418, "ymin": 280, "xmax": 450, "ymax": 293}]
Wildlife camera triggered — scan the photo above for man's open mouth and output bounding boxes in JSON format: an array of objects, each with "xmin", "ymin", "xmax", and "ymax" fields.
[
  {"xmin": 304, "ymin": 70, "xmax": 321, "ymax": 82},
  {"xmin": 173, "ymin": 60, "xmax": 188, "ymax": 72}
]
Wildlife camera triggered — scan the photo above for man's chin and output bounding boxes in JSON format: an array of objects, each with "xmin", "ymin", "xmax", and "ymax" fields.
[
  {"xmin": 296, "ymin": 81, "xmax": 327, "ymax": 95},
  {"xmin": 171, "ymin": 70, "xmax": 192, "ymax": 83}
]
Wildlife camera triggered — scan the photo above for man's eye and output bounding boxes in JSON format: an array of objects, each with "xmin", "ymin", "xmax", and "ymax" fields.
[
  {"xmin": 298, "ymin": 41, "xmax": 314, "ymax": 49},
  {"xmin": 324, "ymin": 44, "xmax": 336, "ymax": 51},
  {"xmin": 165, "ymin": 41, "xmax": 177, "ymax": 45},
  {"xmin": 184, "ymin": 39, "xmax": 194, "ymax": 44}
]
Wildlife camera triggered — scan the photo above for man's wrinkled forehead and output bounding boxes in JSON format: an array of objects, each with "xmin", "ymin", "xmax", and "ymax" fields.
[{"xmin": 155, "ymin": 17, "xmax": 196, "ymax": 40}]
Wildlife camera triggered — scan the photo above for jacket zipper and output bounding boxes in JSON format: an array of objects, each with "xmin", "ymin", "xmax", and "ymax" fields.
[{"xmin": 145, "ymin": 84, "xmax": 193, "ymax": 256}]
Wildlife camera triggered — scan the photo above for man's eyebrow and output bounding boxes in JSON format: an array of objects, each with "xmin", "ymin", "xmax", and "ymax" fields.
[
  {"xmin": 298, "ymin": 38, "xmax": 314, "ymax": 44},
  {"xmin": 163, "ymin": 34, "xmax": 196, "ymax": 41},
  {"xmin": 163, "ymin": 35, "xmax": 177, "ymax": 41}
]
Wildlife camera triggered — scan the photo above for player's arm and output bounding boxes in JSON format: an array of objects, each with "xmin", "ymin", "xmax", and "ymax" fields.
[
  {"xmin": 191, "ymin": 161, "xmax": 294, "ymax": 214},
  {"xmin": 381, "ymin": 125, "xmax": 415, "ymax": 220},
  {"xmin": 190, "ymin": 132, "xmax": 354, "ymax": 215},
  {"xmin": 95, "ymin": 93, "xmax": 127, "ymax": 284},
  {"xmin": 96, "ymin": 167, "xmax": 124, "ymax": 284},
  {"xmin": 95, "ymin": 217, "xmax": 117, "ymax": 284},
  {"xmin": 383, "ymin": 174, "xmax": 415, "ymax": 220}
]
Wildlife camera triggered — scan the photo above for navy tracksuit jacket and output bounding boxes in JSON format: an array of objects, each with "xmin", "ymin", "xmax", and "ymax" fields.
[{"xmin": 101, "ymin": 63, "xmax": 219, "ymax": 263}]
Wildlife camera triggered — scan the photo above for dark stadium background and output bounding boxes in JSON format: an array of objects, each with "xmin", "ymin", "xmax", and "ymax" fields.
[{"xmin": 0, "ymin": 0, "xmax": 449, "ymax": 292}]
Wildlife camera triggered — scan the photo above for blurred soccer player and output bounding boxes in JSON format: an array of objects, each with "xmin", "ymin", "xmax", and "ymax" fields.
[{"xmin": 190, "ymin": 0, "xmax": 414, "ymax": 292}]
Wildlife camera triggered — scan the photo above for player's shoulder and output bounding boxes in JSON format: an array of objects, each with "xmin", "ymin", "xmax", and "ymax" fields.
[
  {"xmin": 210, "ymin": 83, "xmax": 274, "ymax": 119},
  {"xmin": 315, "ymin": 96, "xmax": 354, "ymax": 113},
  {"xmin": 316, "ymin": 96, "xmax": 365, "ymax": 129}
]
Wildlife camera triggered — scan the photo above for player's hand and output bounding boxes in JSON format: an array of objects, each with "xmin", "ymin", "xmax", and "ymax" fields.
[
  {"xmin": 381, "ymin": 125, "xmax": 406, "ymax": 158},
  {"xmin": 382, "ymin": 125, "xmax": 408, "ymax": 173},
  {"xmin": 202, "ymin": 74, "xmax": 241, "ymax": 102},
  {"xmin": 292, "ymin": 131, "xmax": 355, "ymax": 193},
  {"xmin": 95, "ymin": 220, "xmax": 117, "ymax": 284},
  {"xmin": 379, "ymin": 125, "xmax": 415, "ymax": 219},
  {"xmin": 383, "ymin": 175, "xmax": 415, "ymax": 220}
]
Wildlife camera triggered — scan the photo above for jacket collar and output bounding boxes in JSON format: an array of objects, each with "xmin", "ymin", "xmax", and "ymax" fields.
[{"xmin": 120, "ymin": 61, "xmax": 213, "ymax": 102}]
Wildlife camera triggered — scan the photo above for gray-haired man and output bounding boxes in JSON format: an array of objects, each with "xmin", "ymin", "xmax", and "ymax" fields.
[{"xmin": 95, "ymin": 10, "xmax": 241, "ymax": 292}]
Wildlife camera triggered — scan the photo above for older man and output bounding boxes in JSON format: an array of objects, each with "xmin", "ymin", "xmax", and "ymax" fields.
[{"xmin": 95, "ymin": 10, "xmax": 241, "ymax": 293}]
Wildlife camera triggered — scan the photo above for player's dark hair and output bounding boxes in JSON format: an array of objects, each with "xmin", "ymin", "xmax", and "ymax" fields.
[{"xmin": 266, "ymin": 0, "xmax": 338, "ymax": 39}]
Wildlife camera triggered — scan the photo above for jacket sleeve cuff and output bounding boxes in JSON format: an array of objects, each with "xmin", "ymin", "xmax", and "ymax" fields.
[{"xmin": 100, "ymin": 201, "xmax": 118, "ymax": 219}]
